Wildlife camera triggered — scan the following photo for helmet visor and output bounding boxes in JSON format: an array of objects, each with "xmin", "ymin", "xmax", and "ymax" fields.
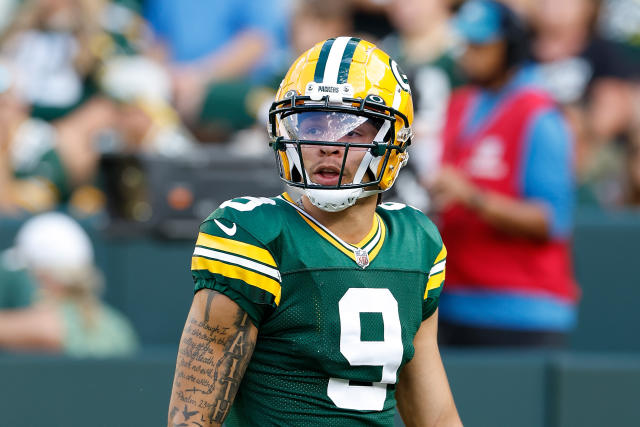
[{"xmin": 280, "ymin": 111, "xmax": 383, "ymax": 146}]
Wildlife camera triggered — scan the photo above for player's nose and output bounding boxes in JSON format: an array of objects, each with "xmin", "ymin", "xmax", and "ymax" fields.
[{"xmin": 319, "ymin": 145, "xmax": 342, "ymax": 156}]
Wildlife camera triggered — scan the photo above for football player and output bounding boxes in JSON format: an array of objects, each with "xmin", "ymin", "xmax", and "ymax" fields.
[{"xmin": 168, "ymin": 37, "xmax": 462, "ymax": 426}]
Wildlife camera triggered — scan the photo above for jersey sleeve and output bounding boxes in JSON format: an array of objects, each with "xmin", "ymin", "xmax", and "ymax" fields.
[
  {"xmin": 423, "ymin": 243, "xmax": 446, "ymax": 320},
  {"xmin": 191, "ymin": 215, "xmax": 281, "ymax": 326}
]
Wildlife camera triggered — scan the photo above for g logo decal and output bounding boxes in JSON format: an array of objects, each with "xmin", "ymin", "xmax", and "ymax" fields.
[{"xmin": 390, "ymin": 59, "xmax": 411, "ymax": 93}]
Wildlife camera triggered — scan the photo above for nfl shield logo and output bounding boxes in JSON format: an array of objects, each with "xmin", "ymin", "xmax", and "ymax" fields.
[{"xmin": 354, "ymin": 249, "xmax": 370, "ymax": 269}]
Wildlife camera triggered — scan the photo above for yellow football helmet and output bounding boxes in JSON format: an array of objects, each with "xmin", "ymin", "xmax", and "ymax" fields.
[{"xmin": 268, "ymin": 37, "xmax": 414, "ymax": 212}]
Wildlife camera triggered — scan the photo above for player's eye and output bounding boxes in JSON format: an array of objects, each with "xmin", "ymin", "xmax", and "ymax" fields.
[
  {"xmin": 301, "ymin": 126, "xmax": 323, "ymax": 138},
  {"xmin": 345, "ymin": 130, "xmax": 364, "ymax": 138}
]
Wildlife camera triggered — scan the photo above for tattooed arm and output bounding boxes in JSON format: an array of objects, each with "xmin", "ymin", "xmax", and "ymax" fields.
[{"xmin": 168, "ymin": 289, "xmax": 258, "ymax": 427}]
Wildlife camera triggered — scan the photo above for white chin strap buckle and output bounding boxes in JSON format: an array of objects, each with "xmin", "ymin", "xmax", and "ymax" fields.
[{"xmin": 305, "ymin": 188, "xmax": 363, "ymax": 212}]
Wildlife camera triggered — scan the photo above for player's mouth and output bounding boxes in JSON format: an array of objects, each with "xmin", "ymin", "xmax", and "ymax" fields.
[{"xmin": 311, "ymin": 165, "xmax": 347, "ymax": 186}]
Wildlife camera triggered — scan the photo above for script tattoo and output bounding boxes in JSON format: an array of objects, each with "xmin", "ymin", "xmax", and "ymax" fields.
[
  {"xmin": 207, "ymin": 310, "xmax": 254, "ymax": 423},
  {"xmin": 168, "ymin": 290, "xmax": 256, "ymax": 426}
]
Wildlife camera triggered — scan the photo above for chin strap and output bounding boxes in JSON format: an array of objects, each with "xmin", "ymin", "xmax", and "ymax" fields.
[
  {"xmin": 305, "ymin": 188, "xmax": 363, "ymax": 212},
  {"xmin": 305, "ymin": 187, "xmax": 382, "ymax": 212}
]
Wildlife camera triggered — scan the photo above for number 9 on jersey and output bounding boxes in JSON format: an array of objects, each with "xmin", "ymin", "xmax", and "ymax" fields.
[{"xmin": 328, "ymin": 288, "xmax": 403, "ymax": 411}]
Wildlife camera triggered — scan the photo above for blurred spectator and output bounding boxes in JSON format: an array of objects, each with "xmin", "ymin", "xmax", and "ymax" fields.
[
  {"xmin": 382, "ymin": 0, "xmax": 464, "ymax": 208},
  {"xmin": 100, "ymin": 0, "xmax": 153, "ymax": 55},
  {"xmin": 0, "ymin": 0, "xmax": 107, "ymax": 121},
  {"xmin": 0, "ymin": 0, "xmax": 19, "ymax": 35},
  {"xmin": 498, "ymin": 0, "xmax": 535, "ymax": 19},
  {"xmin": 531, "ymin": 0, "xmax": 638, "ymax": 135},
  {"xmin": 222, "ymin": 0, "xmax": 356, "ymax": 155},
  {"xmin": 0, "ymin": 60, "xmax": 73, "ymax": 214},
  {"xmin": 144, "ymin": 0, "xmax": 290, "ymax": 129},
  {"xmin": 289, "ymin": 0, "xmax": 354, "ymax": 57},
  {"xmin": 0, "ymin": 56, "xmax": 121, "ymax": 216},
  {"xmin": 349, "ymin": 0, "xmax": 394, "ymax": 42},
  {"xmin": 598, "ymin": 0, "xmax": 640, "ymax": 65},
  {"xmin": 0, "ymin": 0, "xmax": 157, "ymax": 122},
  {"xmin": 98, "ymin": 55, "xmax": 196, "ymax": 157},
  {"xmin": 204, "ymin": 0, "xmax": 357, "ymax": 156},
  {"xmin": 530, "ymin": 0, "xmax": 640, "ymax": 206},
  {"xmin": 428, "ymin": 0, "xmax": 579, "ymax": 347},
  {"xmin": 0, "ymin": 213, "xmax": 138, "ymax": 356},
  {"xmin": 55, "ymin": 97, "xmax": 119, "ymax": 199}
]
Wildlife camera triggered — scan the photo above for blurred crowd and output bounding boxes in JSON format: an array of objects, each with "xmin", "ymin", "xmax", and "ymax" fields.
[
  {"xmin": 0, "ymin": 0, "xmax": 639, "ymax": 354},
  {"xmin": 0, "ymin": 0, "xmax": 636, "ymax": 220}
]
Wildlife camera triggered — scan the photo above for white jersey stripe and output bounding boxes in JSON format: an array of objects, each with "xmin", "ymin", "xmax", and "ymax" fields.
[
  {"xmin": 364, "ymin": 217, "xmax": 383, "ymax": 253},
  {"xmin": 193, "ymin": 247, "xmax": 282, "ymax": 281},
  {"xmin": 429, "ymin": 260, "xmax": 446, "ymax": 276}
]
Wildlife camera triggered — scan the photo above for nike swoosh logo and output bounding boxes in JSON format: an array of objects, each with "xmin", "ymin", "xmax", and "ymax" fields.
[{"xmin": 214, "ymin": 219, "xmax": 237, "ymax": 236}]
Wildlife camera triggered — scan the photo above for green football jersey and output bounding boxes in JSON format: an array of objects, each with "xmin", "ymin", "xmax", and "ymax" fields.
[{"xmin": 191, "ymin": 192, "xmax": 446, "ymax": 426}]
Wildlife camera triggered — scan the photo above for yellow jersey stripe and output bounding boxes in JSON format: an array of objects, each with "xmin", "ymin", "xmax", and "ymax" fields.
[
  {"xmin": 196, "ymin": 232, "xmax": 277, "ymax": 268},
  {"xmin": 424, "ymin": 270, "xmax": 445, "ymax": 299},
  {"xmin": 280, "ymin": 193, "xmax": 388, "ymax": 266},
  {"xmin": 297, "ymin": 214, "xmax": 356, "ymax": 260},
  {"xmin": 424, "ymin": 245, "xmax": 447, "ymax": 299},
  {"xmin": 192, "ymin": 256, "xmax": 281, "ymax": 305},
  {"xmin": 282, "ymin": 193, "xmax": 356, "ymax": 260},
  {"xmin": 367, "ymin": 217, "xmax": 387, "ymax": 261},
  {"xmin": 435, "ymin": 244, "xmax": 447, "ymax": 265},
  {"xmin": 283, "ymin": 193, "xmax": 380, "ymax": 252},
  {"xmin": 363, "ymin": 215, "xmax": 384, "ymax": 251}
]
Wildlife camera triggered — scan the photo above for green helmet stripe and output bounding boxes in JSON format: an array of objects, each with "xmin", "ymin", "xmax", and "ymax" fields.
[
  {"xmin": 337, "ymin": 38, "xmax": 361, "ymax": 84},
  {"xmin": 314, "ymin": 38, "xmax": 335, "ymax": 83}
]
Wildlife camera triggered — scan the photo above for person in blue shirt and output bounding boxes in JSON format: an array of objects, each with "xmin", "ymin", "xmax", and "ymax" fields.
[
  {"xmin": 428, "ymin": 0, "xmax": 579, "ymax": 347},
  {"xmin": 145, "ymin": 0, "xmax": 291, "ymax": 123}
]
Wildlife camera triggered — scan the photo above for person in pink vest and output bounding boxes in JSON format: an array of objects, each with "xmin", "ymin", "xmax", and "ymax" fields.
[{"xmin": 428, "ymin": 0, "xmax": 579, "ymax": 347}]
